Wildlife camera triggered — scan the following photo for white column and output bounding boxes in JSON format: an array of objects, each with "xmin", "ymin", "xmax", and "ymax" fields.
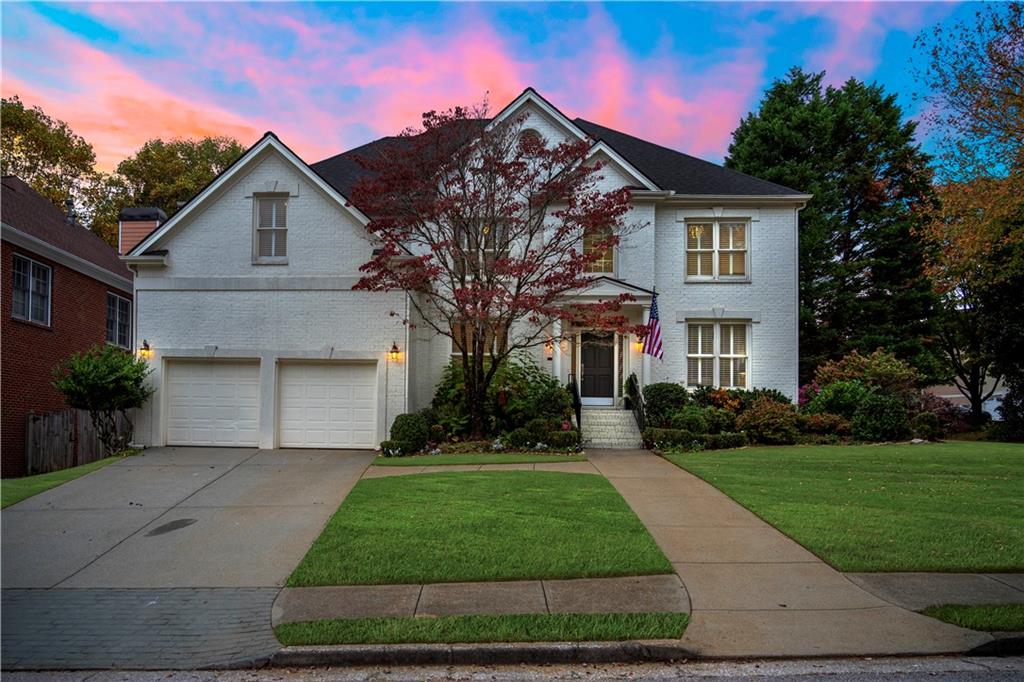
[
  {"xmin": 258, "ymin": 353, "xmax": 277, "ymax": 449},
  {"xmin": 552, "ymin": 320, "xmax": 562, "ymax": 380},
  {"xmin": 642, "ymin": 306, "xmax": 651, "ymax": 388}
]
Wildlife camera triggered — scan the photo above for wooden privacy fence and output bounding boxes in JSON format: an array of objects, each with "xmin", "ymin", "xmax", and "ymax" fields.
[{"xmin": 25, "ymin": 409, "xmax": 132, "ymax": 475}]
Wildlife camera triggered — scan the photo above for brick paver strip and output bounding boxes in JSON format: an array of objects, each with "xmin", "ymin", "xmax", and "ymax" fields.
[
  {"xmin": 272, "ymin": 575, "xmax": 688, "ymax": 625},
  {"xmin": 585, "ymin": 449, "xmax": 995, "ymax": 658},
  {"xmin": 2, "ymin": 588, "xmax": 280, "ymax": 670}
]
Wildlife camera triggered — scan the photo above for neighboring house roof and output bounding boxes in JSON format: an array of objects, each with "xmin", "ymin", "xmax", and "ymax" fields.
[{"xmin": 0, "ymin": 176, "xmax": 132, "ymax": 283}]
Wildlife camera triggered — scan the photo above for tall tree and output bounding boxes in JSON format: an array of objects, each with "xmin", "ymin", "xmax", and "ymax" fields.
[
  {"xmin": 1, "ymin": 95, "xmax": 97, "ymax": 209},
  {"xmin": 352, "ymin": 105, "xmax": 642, "ymax": 437},
  {"xmin": 726, "ymin": 68, "xmax": 940, "ymax": 383},
  {"xmin": 914, "ymin": 2, "xmax": 1024, "ymax": 418}
]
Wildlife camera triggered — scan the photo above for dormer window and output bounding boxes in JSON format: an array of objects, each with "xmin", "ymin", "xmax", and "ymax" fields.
[{"xmin": 254, "ymin": 195, "xmax": 288, "ymax": 263}]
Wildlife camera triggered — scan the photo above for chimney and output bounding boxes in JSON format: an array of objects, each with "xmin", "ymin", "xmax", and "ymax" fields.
[
  {"xmin": 65, "ymin": 197, "xmax": 77, "ymax": 226},
  {"xmin": 118, "ymin": 207, "xmax": 168, "ymax": 255}
]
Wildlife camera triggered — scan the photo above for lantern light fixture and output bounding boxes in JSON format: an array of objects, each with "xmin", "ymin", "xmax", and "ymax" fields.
[
  {"xmin": 389, "ymin": 342, "xmax": 401, "ymax": 362},
  {"xmin": 139, "ymin": 340, "xmax": 153, "ymax": 360}
]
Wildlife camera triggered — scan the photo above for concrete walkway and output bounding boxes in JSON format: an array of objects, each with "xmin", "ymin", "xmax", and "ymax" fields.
[
  {"xmin": 847, "ymin": 573, "xmax": 1024, "ymax": 611},
  {"xmin": 586, "ymin": 449, "xmax": 995, "ymax": 658},
  {"xmin": 272, "ymin": 575, "xmax": 688, "ymax": 625}
]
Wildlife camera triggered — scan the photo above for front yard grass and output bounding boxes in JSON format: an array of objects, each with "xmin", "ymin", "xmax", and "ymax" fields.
[
  {"xmin": 373, "ymin": 452, "xmax": 586, "ymax": 467},
  {"xmin": 1, "ymin": 457, "xmax": 119, "ymax": 509},
  {"xmin": 921, "ymin": 604, "xmax": 1024, "ymax": 632},
  {"xmin": 287, "ymin": 471, "xmax": 672, "ymax": 586},
  {"xmin": 275, "ymin": 612, "xmax": 689, "ymax": 645},
  {"xmin": 664, "ymin": 442, "xmax": 1023, "ymax": 572}
]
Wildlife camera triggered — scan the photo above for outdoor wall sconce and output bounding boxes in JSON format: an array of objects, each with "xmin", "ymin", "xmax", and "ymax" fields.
[
  {"xmin": 544, "ymin": 339, "xmax": 554, "ymax": 360},
  {"xmin": 139, "ymin": 340, "xmax": 153, "ymax": 360},
  {"xmin": 388, "ymin": 342, "xmax": 401, "ymax": 362},
  {"xmin": 634, "ymin": 337, "xmax": 644, "ymax": 353}
]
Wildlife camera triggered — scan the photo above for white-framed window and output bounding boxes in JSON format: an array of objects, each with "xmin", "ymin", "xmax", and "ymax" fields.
[
  {"xmin": 11, "ymin": 253, "xmax": 51, "ymax": 326},
  {"xmin": 584, "ymin": 226, "xmax": 615, "ymax": 274},
  {"xmin": 254, "ymin": 195, "xmax": 288, "ymax": 262},
  {"xmin": 106, "ymin": 292, "xmax": 131, "ymax": 348},
  {"xmin": 686, "ymin": 220, "xmax": 749, "ymax": 280},
  {"xmin": 686, "ymin": 321, "xmax": 749, "ymax": 388}
]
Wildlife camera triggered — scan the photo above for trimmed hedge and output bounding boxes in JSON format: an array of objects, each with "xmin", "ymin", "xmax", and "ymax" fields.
[
  {"xmin": 390, "ymin": 413, "xmax": 429, "ymax": 453},
  {"xmin": 546, "ymin": 430, "xmax": 580, "ymax": 449},
  {"xmin": 736, "ymin": 398, "xmax": 798, "ymax": 445},
  {"xmin": 643, "ymin": 383, "xmax": 689, "ymax": 427},
  {"xmin": 852, "ymin": 393, "xmax": 910, "ymax": 442},
  {"xmin": 643, "ymin": 428, "xmax": 747, "ymax": 451}
]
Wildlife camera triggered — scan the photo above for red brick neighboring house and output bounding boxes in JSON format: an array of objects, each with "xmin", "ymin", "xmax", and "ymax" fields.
[{"xmin": 1, "ymin": 176, "xmax": 134, "ymax": 477}]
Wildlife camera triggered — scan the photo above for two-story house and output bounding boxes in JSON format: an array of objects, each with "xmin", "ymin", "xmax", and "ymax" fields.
[
  {"xmin": 1, "ymin": 176, "xmax": 135, "ymax": 476},
  {"xmin": 122, "ymin": 89, "xmax": 808, "ymax": 451}
]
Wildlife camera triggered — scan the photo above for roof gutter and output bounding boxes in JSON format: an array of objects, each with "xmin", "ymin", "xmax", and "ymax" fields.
[
  {"xmin": 1, "ymin": 222, "xmax": 133, "ymax": 291},
  {"xmin": 122, "ymin": 252, "xmax": 168, "ymax": 267}
]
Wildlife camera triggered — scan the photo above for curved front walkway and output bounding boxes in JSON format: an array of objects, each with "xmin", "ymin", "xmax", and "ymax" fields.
[{"xmin": 587, "ymin": 449, "xmax": 994, "ymax": 658}]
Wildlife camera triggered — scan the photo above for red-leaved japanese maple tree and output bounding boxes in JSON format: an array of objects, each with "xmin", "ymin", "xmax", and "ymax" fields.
[{"xmin": 351, "ymin": 103, "xmax": 644, "ymax": 436}]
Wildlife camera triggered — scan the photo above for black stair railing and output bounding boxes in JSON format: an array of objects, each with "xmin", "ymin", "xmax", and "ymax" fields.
[
  {"xmin": 567, "ymin": 372, "xmax": 583, "ymax": 433},
  {"xmin": 625, "ymin": 372, "xmax": 645, "ymax": 432}
]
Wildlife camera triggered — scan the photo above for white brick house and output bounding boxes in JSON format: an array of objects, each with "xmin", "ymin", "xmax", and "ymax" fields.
[{"xmin": 123, "ymin": 89, "xmax": 809, "ymax": 450}]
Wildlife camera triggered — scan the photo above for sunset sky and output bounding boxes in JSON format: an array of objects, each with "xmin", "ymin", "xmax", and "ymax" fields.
[{"xmin": 2, "ymin": 1, "xmax": 973, "ymax": 171}]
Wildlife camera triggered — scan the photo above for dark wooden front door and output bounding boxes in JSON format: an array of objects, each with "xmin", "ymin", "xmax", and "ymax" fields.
[{"xmin": 581, "ymin": 332, "xmax": 614, "ymax": 398}]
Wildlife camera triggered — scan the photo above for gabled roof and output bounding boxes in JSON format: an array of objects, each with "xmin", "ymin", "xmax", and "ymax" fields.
[
  {"xmin": 128, "ymin": 132, "xmax": 368, "ymax": 256},
  {"xmin": 0, "ymin": 176, "xmax": 131, "ymax": 281}
]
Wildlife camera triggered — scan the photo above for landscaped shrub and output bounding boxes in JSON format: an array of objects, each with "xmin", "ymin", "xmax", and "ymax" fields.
[
  {"xmin": 736, "ymin": 398, "xmax": 799, "ymax": 445},
  {"xmin": 799, "ymin": 412, "xmax": 852, "ymax": 437},
  {"xmin": 504, "ymin": 427, "xmax": 534, "ymax": 449},
  {"xmin": 911, "ymin": 411, "xmax": 942, "ymax": 441},
  {"xmin": 379, "ymin": 439, "xmax": 410, "ymax": 457},
  {"xmin": 747, "ymin": 387, "xmax": 793, "ymax": 406},
  {"xmin": 526, "ymin": 417, "xmax": 556, "ymax": 443},
  {"xmin": 670, "ymin": 405, "xmax": 709, "ymax": 434},
  {"xmin": 806, "ymin": 380, "xmax": 874, "ymax": 420},
  {"xmin": 690, "ymin": 386, "xmax": 744, "ymax": 412},
  {"xmin": 703, "ymin": 431, "xmax": 748, "ymax": 450},
  {"xmin": 815, "ymin": 349, "xmax": 920, "ymax": 401},
  {"xmin": 852, "ymin": 393, "xmax": 911, "ymax": 442},
  {"xmin": 438, "ymin": 440, "xmax": 493, "ymax": 454},
  {"xmin": 642, "ymin": 427, "xmax": 697, "ymax": 449},
  {"xmin": 913, "ymin": 393, "xmax": 973, "ymax": 434},
  {"xmin": 643, "ymin": 383, "xmax": 689, "ymax": 427},
  {"xmin": 390, "ymin": 413, "xmax": 430, "ymax": 453},
  {"xmin": 798, "ymin": 381, "xmax": 821, "ymax": 407},
  {"xmin": 546, "ymin": 430, "xmax": 580, "ymax": 449},
  {"xmin": 704, "ymin": 407, "xmax": 737, "ymax": 434}
]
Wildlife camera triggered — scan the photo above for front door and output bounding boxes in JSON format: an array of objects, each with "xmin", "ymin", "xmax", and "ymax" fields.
[{"xmin": 580, "ymin": 332, "xmax": 614, "ymax": 406}]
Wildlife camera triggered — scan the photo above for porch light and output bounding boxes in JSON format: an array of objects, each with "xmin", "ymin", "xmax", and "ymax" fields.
[
  {"xmin": 139, "ymin": 340, "xmax": 153, "ymax": 360},
  {"xmin": 634, "ymin": 337, "xmax": 644, "ymax": 353},
  {"xmin": 544, "ymin": 339, "xmax": 554, "ymax": 360},
  {"xmin": 388, "ymin": 342, "xmax": 401, "ymax": 362}
]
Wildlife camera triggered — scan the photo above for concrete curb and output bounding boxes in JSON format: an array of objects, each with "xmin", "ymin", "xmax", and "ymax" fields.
[
  {"xmin": 967, "ymin": 633, "xmax": 1024, "ymax": 657},
  {"xmin": 270, "ymin": 639, "xmax": 695, "ymax": 667}
]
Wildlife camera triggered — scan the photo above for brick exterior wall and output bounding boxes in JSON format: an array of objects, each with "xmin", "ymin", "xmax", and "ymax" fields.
[{"xmin": 1, "ymin": 240, "xmax": 132, "ymax": 477}]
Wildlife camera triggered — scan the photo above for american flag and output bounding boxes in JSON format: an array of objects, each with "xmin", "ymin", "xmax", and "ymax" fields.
[{"xmin": 642, "ymin": 293, "xmax": 664, "ymax": 359}]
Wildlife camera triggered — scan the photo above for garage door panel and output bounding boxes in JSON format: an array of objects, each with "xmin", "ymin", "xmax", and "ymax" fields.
[
  {"xmin": 278, "ymin": 362, "xmax": 378, "ymax": 449},
  {"xmin": 166, "ymin": 361, "xmax": 260, "ymax": 447}
]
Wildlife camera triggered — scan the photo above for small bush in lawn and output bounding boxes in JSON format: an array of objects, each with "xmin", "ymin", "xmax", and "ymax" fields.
[
  {"xmin": 671, "ymin": 405, "xmax": 709, "ymax": 434},
  {"xmin": 526, "ymin": 417, "xmax": 555, "ymax": 443},
  {"xmin": 643, "ymin": 383, "xmax": 689, "ymax": 427},
  {"xmin": 806, "ymin": 380, "xmax": 873, "ymax": 420},
  {"xmin": 852, "ymin": 393, "xmax": 910, "ymax": 442},
  {"xmin": 736, "ymin": 398, "xmax": 798, "ymax": 445},
  {"xmin": 704, "ymin": 431, "xmax": 748, "ymax": 450},
  {"xmin": 815, "ymin": 348, "xmax": 920, "ymax": 402},
  {"xmin": 379, "ymin": 440, "xmax": 409, "ymax": 457},
  {"xmin": 912, "ymin": 411, "xmax": 942, "ymax": 441},
  {"xmin": 642, "ymin": 427, "xmax": 696, "ymax": 449},
  {"xmin": 390, "ymin": 413, "xmax": 429, "ymax": 453},
  {"xmin": 546, "ymin": 430, "xmax": 580, "ymax": 449},
  {"xmin": 799, "ymin": 412, "xmax": 852, "ymax": 437},
  {"xmin": 704, "ymin": 407, "xmax": 737, "ymax": 434},
  {"xmin": 504, "ymin": 427, "xmax": 534, "ymax": 449}
]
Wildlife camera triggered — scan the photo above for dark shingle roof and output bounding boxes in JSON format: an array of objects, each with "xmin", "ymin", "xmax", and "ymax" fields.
[
  {"xmin": 1, "ymin": 176, "xmax": 131, "ymax": 280},
  {"xmin": 313, "ymin": 114, "xmax": 804, "ymax": 200},
  {"xmin": 571, "ymin": 118, "xmax": 803, "ymax": 196}
]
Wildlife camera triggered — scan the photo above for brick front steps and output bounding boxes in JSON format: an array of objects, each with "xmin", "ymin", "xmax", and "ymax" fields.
[{"xmin": 580, "ymin": 407, "xmax": 642, "ymax": 449}]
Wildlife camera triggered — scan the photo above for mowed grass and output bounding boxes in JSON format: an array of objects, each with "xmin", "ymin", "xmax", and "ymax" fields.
[
  {"xmin": 664, "ymin": 442, "xmax": 1024, "ymax": 572},
  {"xmin": 275, "ymin": 612, "xmax": 689, "ymax": 645},
  {"xmin": 287, "ymin": 471, "xmax": 673, "ymax": 586},
  {"xmin": 1, "ymin": 457, "xmax": 119, "ymax": 509},
  {"xmin": 921, "ymin": 604, "xmax": 1024, "ymax": 632},
  {"xmin": 373, "ymin": 452, "xmax": 586, "ymax": 467}
]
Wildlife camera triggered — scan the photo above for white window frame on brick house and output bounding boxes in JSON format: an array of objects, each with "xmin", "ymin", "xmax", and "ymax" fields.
[
  {"xmin": 106, "ymin": 292, "xmax": 131, "ymax": 348},
  {"xmin": 253, "ymin": 194, "xmax": 288, "ymax": 264},
  {"xmin": 583, "ymin": 225, "xmax": 616, "ymax": 275},
  {"xmin": 685, "ymin": 219, "xmax": 750, "ymax": 282},
  {"xmin": 686, "ymin": 320, "xmax": 751, "ymax": 389},
  {"xmin": 11, "ymin": 253, "xmax": 51, "ymax": 326}
]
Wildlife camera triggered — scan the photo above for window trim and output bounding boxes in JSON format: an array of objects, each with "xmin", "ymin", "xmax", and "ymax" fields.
[
  {"xmin": 252, "ymin": 194, "xmax": 289, "ymax": 265},
  {"xmin": 583, "ymin": 226, "xmax": 617, "ymax": 276},
  {"xmin": 106, "ymin": 292, "xmax": 132, "ymax": 348},
  {"xmin": 685, "ymin": 219, "xmax": 750, "ymax": 282},
  {"xmin": 11, "ymin": 253, "xmax": 52, "ymax": 327},
  {"xmin": 685, "ymin": 320, "xmax": 751, "ymax": 389}
]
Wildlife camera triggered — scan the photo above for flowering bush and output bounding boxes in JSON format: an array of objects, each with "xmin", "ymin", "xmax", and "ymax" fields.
[{"xmin": 798, "ymin": 382, "xmax": 821, "ymax": 407}]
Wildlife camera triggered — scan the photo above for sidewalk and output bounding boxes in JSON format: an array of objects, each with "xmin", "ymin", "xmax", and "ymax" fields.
[{"xmin": 586, "ymin": 449, "xmax": 995, "ymax": 658}]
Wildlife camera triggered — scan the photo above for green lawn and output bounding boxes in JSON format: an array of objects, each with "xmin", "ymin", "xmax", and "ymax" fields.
[
  {"xmin": 374, "ymin": 452, "xmax": 586, "ymax": 467},
  {"xmin": 287, "ymin": 471, "xmax": 672, "ymax": 586},
  {"xmin": 1, "ymin": 457, "xmax": 119, "ymax": 509},
  {"xmin": 275, "ymin": 612, "xmax": 688, "ymax": 645},
  {"xmin": 664, "ymin": 442, "xmax": 1024, "ymax": 572},
  {"xmin": 922, "ymin": 604, "xmax": 1024, "ymax": 632}
]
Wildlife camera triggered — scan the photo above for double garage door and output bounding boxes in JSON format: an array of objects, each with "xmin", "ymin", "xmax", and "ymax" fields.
[{"xmin": 165, "ymin": 360, "xmax": 377, "ymax": 448}]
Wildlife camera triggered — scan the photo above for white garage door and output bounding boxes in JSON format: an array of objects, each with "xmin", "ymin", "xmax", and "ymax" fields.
[
  {"xmin": 166, "ymin": 360, "xmax": 260, "ymax": 446},
  {"xmin": 278, "ymin": 362, "xmax": 378, "ymax": 448}
]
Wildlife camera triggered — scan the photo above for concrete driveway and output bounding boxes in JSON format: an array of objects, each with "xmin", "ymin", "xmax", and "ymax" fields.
[{"xmin": 2, "ymin": 447, "xmax": 374, "ymax": 589}]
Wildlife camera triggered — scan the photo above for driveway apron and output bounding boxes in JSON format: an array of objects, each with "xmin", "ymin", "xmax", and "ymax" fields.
[
  {"xmin": 1, "ymin": 447, "xmax": 373, "ymax": 669},
  {"xmin": 587, "ymin": 449, "xmax": 994, "ymax": 658}
]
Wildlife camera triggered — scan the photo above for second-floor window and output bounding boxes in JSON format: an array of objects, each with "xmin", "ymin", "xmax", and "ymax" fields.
[
  {"xmin": 106, "ymin": 293, "xmax": 131, "ymax": 347},
  {"xmin": 584, "ymin": 226, "xmax": 615, "ymax": 274},
  {"xmin": 12, "ymin": 253, "xmax": 51, "ymax": 326},
  {"xmin": 254, "ymin": 196, "xmax": 288, "ymax": 262},
  {"xmin": 686, "ymin": 220, "xmax": 749, "ymax": 280},
  {"xmin": 687, "ymin": 321, "xmax": 749, "ymax": 388}
]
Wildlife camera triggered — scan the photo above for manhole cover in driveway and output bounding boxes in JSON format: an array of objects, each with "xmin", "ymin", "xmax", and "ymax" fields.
[{"xmin": 145, "ymin": 519, "xmax": 198, "ymax": 536}]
